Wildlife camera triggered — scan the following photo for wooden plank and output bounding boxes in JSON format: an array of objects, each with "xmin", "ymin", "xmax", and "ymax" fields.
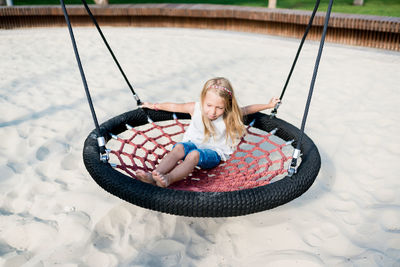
[{"xmin": 0, "ymin": 4, "xmax": 399, "ymax": 51}]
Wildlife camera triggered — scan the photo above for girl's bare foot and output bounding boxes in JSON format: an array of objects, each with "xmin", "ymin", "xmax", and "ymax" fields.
[
  {"xmin": 136, "ymin": 170, "xmax": 156, "ymax": 185},
  {"xmin": 152, "ymin": 170, "xmax": 170, "ymax": 188}
]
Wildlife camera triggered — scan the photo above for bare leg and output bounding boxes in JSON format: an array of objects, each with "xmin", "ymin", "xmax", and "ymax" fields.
[
  {"xmin": 155, "ymin": 143, "xmax": 186, "ymax": 174},
  {"xmin": 153, "ymin": 150, "xmax": 199, "ymax": 187},
  {"xmin": 137, "ymin": 144, "xmax": 185, "ymax": 185}
]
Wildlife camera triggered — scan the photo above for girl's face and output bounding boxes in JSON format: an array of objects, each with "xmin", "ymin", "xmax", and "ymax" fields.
[{"xmin": 202, "ymin": 90, "xmax": 226, "ymax": 121}]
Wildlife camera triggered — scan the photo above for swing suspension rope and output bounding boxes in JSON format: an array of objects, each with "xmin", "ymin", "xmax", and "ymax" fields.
[
  {"xmin": 61, "ymin": 0, "xmax": 145, "ymax": 162},
  {"xmin": 270, "ymin": 0, "xmax": 321, "ymax": 117},
  {"xmin": 61, "ymin": 0, "xmax": 333, "ymax": 176},
  {"xmin": 289, "ymin": 0, "xmax": 334, "ymax": 176},
  {"xmin": 60, "ymin": 0, "xmax": 108, "ymax": 161},
  {"xmin": 80, "ymin": 0, "xmax": 142, "ymax": 106}
]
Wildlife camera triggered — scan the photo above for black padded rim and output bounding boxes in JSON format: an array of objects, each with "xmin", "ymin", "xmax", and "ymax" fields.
[{"xmin": 83, "ymin": 108, "xmax": 321, "ymax": 217}]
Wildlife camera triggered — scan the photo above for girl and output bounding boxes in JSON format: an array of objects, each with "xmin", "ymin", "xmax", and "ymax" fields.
[{"xmin": 137, "ymin": 77, "xmax": 280, "ymax": 187}]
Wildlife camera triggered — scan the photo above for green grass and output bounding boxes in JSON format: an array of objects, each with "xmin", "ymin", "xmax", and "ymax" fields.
[
  {"xmin": 12, "ymin": 0, "xmax": 400, "ymax": 17},
  {"xmin": 277, "ymin": 0, "xmax": 400, "ymax": 17}
]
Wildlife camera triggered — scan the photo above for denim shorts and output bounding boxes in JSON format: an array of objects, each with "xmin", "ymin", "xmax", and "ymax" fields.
[{"xmin": 175, "ymin": 142, "xmax": 221, "ymax": 169}]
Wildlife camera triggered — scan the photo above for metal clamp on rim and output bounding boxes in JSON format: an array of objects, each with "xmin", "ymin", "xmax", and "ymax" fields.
[
  {"xmin": 133, "ymin": 94, "xmax": 142, "ymax": 106},
  {"xmin": 288, "ymin": 148, "xmax": 301, "ymax": 177},
  {"xmin": 97, "ymin": 136, "xmax": 110, "ymax": 163}
]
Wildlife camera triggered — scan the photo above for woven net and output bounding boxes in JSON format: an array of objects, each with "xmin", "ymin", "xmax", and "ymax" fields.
[{"xmin": 107, "ymin": 118, "xmax": 295, "ymax": 192}]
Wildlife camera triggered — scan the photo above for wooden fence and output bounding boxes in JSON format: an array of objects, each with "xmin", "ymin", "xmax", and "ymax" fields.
[{"xmin": 1, "ymin": 4, "xmax": 399, "ymax": 51}]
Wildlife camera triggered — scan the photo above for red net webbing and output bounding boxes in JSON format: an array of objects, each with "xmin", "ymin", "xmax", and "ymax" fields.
[{"xmin": 108, "ymin": 119, "xmax": 294, "ymax": 192}]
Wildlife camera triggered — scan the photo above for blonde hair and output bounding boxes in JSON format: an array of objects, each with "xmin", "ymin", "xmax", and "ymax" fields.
[{"xmin": 200, "ymin": 77, "xmax": 246, "ymax": 144}]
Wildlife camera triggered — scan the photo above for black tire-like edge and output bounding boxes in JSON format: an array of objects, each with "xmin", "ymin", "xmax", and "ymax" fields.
[{"xmin": 83, "ymin": 108, "xmax": 321, "ymax": 217}]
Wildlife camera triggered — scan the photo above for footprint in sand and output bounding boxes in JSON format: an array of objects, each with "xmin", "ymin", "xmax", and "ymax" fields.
[
  {"xmin": 141, "ymin": 239, "xmax": 186, "ymax": 266},
  {"xmin": 380, "ymin": 208, "xmax": 400, "ymax": 233},
  {"xmin": 1, "ymin": 164, "xmax": 15, "ymax": 182},
  {"xmin": 60, "ymin": 153, "xmax": 78, "ymax": 170},
  {"xmin": 302, "ymin": 223, "xmax": 340, "ymax": 248},
  {"xmin": 147, "ymin": 239, "xmax": 186, "ymax": 257},
  {"xmin": 36, "ymin": 146, "xmax": 49, "ymax": 161}
]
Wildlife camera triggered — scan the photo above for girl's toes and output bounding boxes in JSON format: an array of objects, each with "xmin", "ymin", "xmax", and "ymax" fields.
[
  {"xmin": 152, "ymin": 171, "xmax": 169, "ymax": 188},
  {"xmin": 136, "ymin": 170, "xmax": 156, "ymax": 185}
]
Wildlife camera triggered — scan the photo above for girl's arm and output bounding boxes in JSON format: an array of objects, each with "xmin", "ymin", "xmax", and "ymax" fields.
[
  {"xmin": 141, "ymin": 102, "xmax": 195, "ymax": 115},
  {"xmin": 241, "ymin": 97, "xmax": 280, "ymax": 116}
]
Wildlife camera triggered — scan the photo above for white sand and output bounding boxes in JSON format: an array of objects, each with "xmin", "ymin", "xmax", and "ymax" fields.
[{"xmin": 0, "ymin": 26, "xmax": 399, "ymax": 266}]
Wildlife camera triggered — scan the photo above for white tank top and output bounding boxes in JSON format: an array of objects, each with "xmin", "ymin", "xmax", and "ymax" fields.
[{"xmin": 182, "ymin": 102, "xmax": 234, "ymax": 161}]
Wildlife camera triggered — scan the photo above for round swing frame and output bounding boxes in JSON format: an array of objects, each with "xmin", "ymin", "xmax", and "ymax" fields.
[{"xmin": 83, "ymin": 109, "xmax": 320, "ymax": 217}]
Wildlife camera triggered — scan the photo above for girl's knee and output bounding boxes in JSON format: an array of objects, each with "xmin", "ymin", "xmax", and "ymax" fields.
[
  {"xmin": 172, "ymin": 143, "xmax": 185, "ymax": 156},
  {"xmin": 186, "ymin": 150, "xmax": 200, "ymax": 163}
]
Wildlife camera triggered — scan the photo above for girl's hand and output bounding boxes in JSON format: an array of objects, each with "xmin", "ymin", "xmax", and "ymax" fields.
[
  {"xmin": 269, "ymin": 97, "xmax": 281, "ymax": 108},
  {"xmin": 140, "ymin": 102, "xmax": 158, "ymax": 110}
]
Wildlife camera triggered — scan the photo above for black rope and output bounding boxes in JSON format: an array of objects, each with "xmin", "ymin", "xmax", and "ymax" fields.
[
  {"xmin": 60, "ymin": 0, "xmax": 106, "ymax": 155},
  {"xmin": 289, "ymin": 0, "xmax": 334, "ymax": 174},
  {"xmin": 80, "ymin": 0, "xmax": 142, "ymax": 106},
  {"xmin": 271, "ymin": 0, "xmax": 321, "ymax": 116},
  {"xmin": 298, "ymin": 0, "xmax": 333, "ymax": 145}
]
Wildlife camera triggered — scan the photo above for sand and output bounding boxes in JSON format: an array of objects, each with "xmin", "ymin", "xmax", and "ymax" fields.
[{"xmin": 0, "ymin": 26, "xmax": 399, "ymax": 266}]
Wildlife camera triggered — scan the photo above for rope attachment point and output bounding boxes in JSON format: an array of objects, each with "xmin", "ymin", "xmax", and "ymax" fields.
[
  {"xmin": 97, "ymin": 136, "xmax": 110, "ymax": 162},
  {"xmin": 288, "ymin": 148, "xmax": 301, "ymax": 177},
  {"xmin": 133, "ymin": 94, "xmax": 142, "ymax": 106},
  {"xmin": 270, "ymin": 101, "xmax": 281, "ymax": 118}
]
